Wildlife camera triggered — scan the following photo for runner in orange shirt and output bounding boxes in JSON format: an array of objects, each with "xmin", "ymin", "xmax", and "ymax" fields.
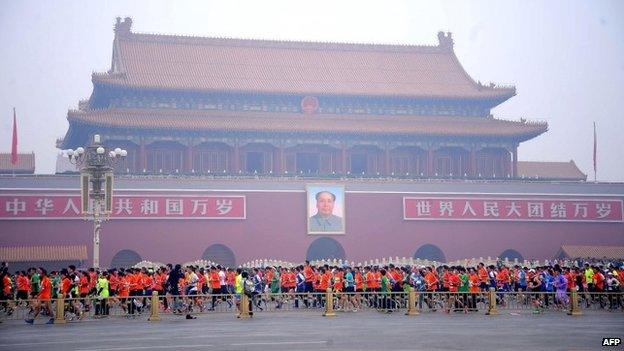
[
  {"xmin": 477, "ymin": 263, "xmax": 489, "ymax": 291},
  {"xmin": 389, "ymin": 266, "xmax": 403, "ymax": 292},
  {"xmin": 88, "ymin": 268, "xmax": 98, "ymax": 293},
  {"xmin": 565, "ymin": 267, "xmax": 576, "ymax": 292},
  {"xmin": 369, "ymin": 267, "xmax": 381, "ymax": 292},
  {"xmin": 424, "ymin": 267, "xmax": 439, "ymax": 291},
  {"xmin": 365, "ymin": 268, "xmax": 376, "ymax": 292},
  {"xmin": 369, "ymin": 267, "xmax": 382, "ymax": 309},
  {"xmin": 226, "ymin": 268, "xmax": 236, "ymax": 294},
  {"xmin": 153, "ymin": 268, "xmax": 168, "ymax": 311},
  {"xmin": 333, "ymin": 268, "xmax": 344, "ymax": 292},
  {"xmin": 16, "ymin": 271, "xmax": 29, "ymax": 301},
  {"xmin": 497, "ymin": 266, "xmax": 510, "ymax": 291},
  {"xmin": 128, "ymin": 269, "xmax": 143, "ymax": 315},
  {"xmin": 446, "ymin": 268, "xmax": 461, "ymax": 313},
  {"xmin": 318, "ymin": 268, "xmax": 330, "ymax": 292},
  {"xmin": 197, "ymin": 268, "xmax": 207, "ymax": 294},
  {"xmin": 312, "ymin": 270, "xmax": 320, "ymax": 292},
  {"xmin": 115, "ymin": 271, "xmax": 129, "ymax": 314},
  {"xmin": 423, "ymin": 267, "xmax": 439, "ymax": 311},
  {"xmin": 79, "ymin": 272, "xmax": 90, "ymax": 297},
  {"xmin": 354, "ymin": 267, "xmax": 364, "ymax": 292},
  {"xmin": 2, "ymin": 273, "xmax": 13, "ymax": 315},
  {"xmin": 25, "ymin": 269, "xmax": 54, "ymax": 324},
  {"xmin": 441, "ymin": 266, "xmax": 450, "ymax": 292},
  {"xmin": 284, "ymin": 268, "xmax": 295, "ymax": 292},
  {"xmin": 468, "ymin": 268, "xmax": 479, "ymax": 311},
  {"xmin": 108, "ymin": 270, "xmax": 119, "ymax": 296},
  {"xmin": 264, "ymin": 267, "xmax": 274, "ymax": 288},
  {"xmin": 143, "ymin": 271, "xmax": 154, "ymax": 295},
  {"xmin": 304, "ymin": 261, "xmax": 315, "ymax": 293},
  {"xmin": 209, "ymin": 267, "xmax": 221, "ymax": 310}
]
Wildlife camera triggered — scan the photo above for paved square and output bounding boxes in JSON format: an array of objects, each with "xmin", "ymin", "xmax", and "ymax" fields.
[{"xmin": 1, "ymin": 311, "xmax": 622, "ymax": 350}]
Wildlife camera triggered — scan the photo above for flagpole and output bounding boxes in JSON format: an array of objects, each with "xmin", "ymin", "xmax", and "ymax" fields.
[
  {"xmin": 593, "ymin": 122, "xmax": 597, "ymax": 183},
  {"xmin": 11, "ymin": 107, "xmax": 18, "ymax": 177}
]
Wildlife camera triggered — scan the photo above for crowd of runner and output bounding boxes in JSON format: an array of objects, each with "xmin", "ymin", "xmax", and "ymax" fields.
[{"xmin": 0, "ymin": 260, "xmax": 623, "ymax": 323}]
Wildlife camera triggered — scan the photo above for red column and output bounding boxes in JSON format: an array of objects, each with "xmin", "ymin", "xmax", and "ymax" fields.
[
  {"xmin": 470, "ymin": 149, "xmax": 477, "ymax": 177},
  {"xmin": 342, "ymin": 145, "xmax": 348, "ymax": 175},
  {"xmin": 185, "ymin": 145, "xmax": 193, "ymax": 173},
  {"xmin": 278, "ymin": 146, "xmax": 284, "ymax": 174},
  {"xmin": 232, "ymin": 144, "xmax": 240, "ymax": 173},
  {"xmin": 384, "ymin": 147, "xmax": 390, "ymax": 175},
  {"xmin": 427, "ymin": 148, "xmax": 435, "ymax": 177},
  {"xmin": 139, "ymin": 140, "xmax": 146, "ymax": 172},
  {"xmin": 512, "ymin": 146, "xmax": 518, "ymax": 178}
]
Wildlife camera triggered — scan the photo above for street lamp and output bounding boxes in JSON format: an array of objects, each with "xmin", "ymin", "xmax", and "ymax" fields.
[{"xmin": 64, "ymin": 134, "xmax": 127, "ymax": 269}]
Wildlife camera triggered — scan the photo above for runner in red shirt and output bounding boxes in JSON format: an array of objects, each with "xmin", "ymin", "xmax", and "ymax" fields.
[
  {"xmin": 372, "ymin": 268, "xmax": 382, "ymax": 291},
  {"xmin": 108, "ymin": 270, "xmax": 119, "ymax": 296},
  {"xmin": 354, "ymin": 268, "xmax": 364, "ymax": 292},
  {"xmin": 88, "ymin": 269, "xmax": 98, "ymax": 293},
  {"xmin": 425, "ymin": 268, "xmax": 438, "ymax": 292},
  {"xmin": 446, "ymin": 268, "xmax": 461, "ymax": 313},
  {"xmin": 423, "ymin": 267, "xmax": 439, "ymax": 311},
  {"xmin": 477, "ymin": 263, "xmax": 489, "ymax": 291},
  {"xmin": 2, "ymin": 274, "xmax": 14, "ymax": 315},
  {"xmin": 390, "ymin": 267, "xmax": 403, "ymax": 292},
  {"xmin": 565, "ymin": 268, "xmax": 576, "ymax": 291},
  {"xmin": 209, "ymin": 267, "xmax": 221, "ymax": 310},
  {"xmin": 16, "ymin": 272, "xmax": 30, "ymax": 301},
  {"xmin": 304, "ymin": 261, "xmax": 315, "ymax": 293},
  {"xmin": 318, "ymin": 268, "xmax": 330, "ymax": 292},
  {"xmin": 79, "ymin": 273, "xmax": 90, "ymax": 297},
  {"xmin": 497, "ymin": 267, "xmax": 510, "ymax": 291},
  {"xmin": 312, "ymin": 271, "xmax": 321, "ymax": 292},
  {"xmin": 280, "ymin": 268, "xmax": 290, "ymax": 293},
  {"xmin": 333, "ymin": 268, "xmax": 344, "ymax": 292},
  {"xmin": 441, "ymin": 267, "xmax": 450, "ymax": 292},
  {"xmin": 365, "ymin": 268, "xmax": 376, "ymax": 292},
  {"xmin": 593, "ymin": 270, "xmax": 605, "ymax": 291}
]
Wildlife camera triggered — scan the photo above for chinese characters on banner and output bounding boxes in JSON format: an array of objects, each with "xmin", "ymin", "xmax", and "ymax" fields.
[
  {"xmin": 404, "ymin": 197, "xmax": 623, "ymax": 222},
  {"xmin": 0, "ymin": 195, "xmax": 246, "ymax": 219}
]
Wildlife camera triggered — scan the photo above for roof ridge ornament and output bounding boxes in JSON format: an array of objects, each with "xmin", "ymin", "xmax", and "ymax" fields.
[
  {"xmin": 114, "ymin": 17, "xmax": 133, "ymax": 37},
  {"xmin": 437, "ymin": 31, "xmax": 454, "ymax": 51}
]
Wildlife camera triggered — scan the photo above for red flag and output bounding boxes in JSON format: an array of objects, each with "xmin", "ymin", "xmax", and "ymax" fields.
[
  {"xmin": 11, "ymin": 107, "xmax": 18, "ymax": 165},
  {"xmin": 593, "ymin": 122, "xmax": 597, "ymax": 176}
]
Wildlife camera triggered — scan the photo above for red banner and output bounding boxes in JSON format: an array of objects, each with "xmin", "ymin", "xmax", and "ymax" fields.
[
  {"xmin": 0, "ymin": 195, "xmax": 246, "ymax": 220},
  {"xmin": 404, "ymin": 197, "xmax": 623, "ymax": 222}
]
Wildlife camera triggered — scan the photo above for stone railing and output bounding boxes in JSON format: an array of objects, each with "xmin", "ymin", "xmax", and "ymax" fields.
[{"xmin": 183, "ymin": 259, "xmax": 219, "ymax": 268}]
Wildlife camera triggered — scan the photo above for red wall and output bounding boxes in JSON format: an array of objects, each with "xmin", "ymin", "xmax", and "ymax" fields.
[{"xmin": 1, "ymin": 191, "xmax": 622, "ymax": 267}]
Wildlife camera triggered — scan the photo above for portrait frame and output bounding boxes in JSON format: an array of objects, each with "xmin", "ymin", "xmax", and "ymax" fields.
[{"xmin": 306, "ymin": 184, "xmax": 346, "ymax": 235}]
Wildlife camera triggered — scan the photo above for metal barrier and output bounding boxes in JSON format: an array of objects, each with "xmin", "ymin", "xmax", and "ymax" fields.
[
  {"xmin": 148, "ymin": 291, "xmax": 160, "ymax": 321},
  {"xmin": 1, "ymin": 290, "xmax": 622, "ymax": 323}
]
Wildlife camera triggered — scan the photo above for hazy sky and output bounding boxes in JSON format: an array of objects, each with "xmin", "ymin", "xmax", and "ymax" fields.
[{"xmin": 1, "ymin": 0, "xmax": 623, "ymax": 181}]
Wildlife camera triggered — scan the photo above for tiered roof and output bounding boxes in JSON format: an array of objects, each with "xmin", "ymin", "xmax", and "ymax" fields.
[
  {"xmin": 556, "ymin": 245, "xmax": 624, "ymax": 260},
  {"xmin": 93, "ymin": 18, "xmax": 515, "ymax": 101},
  {"xmin": 517, "ymin": 161, "xmax": 587, "ymax": 180},
  {"xmin": 0, "ymin": 153, "xmax": 35, "ymax": 174},
  {"xmin": 0, "ymin": 245, "xmax": 87, "ymax": 262},
  {"xmin": 68, "ymin": 108, "xmax": 547, "ymax": 140},
  {"xmin": 61, "ymin": 18, "xmax": 548, "ymax": 147}
]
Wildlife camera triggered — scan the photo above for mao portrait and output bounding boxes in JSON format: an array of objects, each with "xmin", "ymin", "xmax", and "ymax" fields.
[{"xmin": 307, "ymin": 185, "xmax": 345, "ymax": 234}]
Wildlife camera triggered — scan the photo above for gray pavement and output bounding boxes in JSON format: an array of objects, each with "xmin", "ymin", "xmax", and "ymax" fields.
[{"xmin": 1, "ymin": 311, "xmax": 623, "ymax": 351}]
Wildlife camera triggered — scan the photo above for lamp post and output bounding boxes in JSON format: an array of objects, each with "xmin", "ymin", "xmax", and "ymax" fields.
[{"xmin": 64, "ymin": 134, "xmax": 127, "ymax": 269}]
